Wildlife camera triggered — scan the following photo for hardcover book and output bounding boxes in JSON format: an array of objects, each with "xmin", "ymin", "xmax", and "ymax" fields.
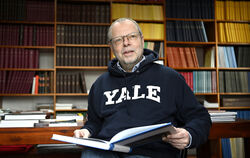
[{"xmin": 51, "ymin": 122, "xmax": 176, "ymax": 153}]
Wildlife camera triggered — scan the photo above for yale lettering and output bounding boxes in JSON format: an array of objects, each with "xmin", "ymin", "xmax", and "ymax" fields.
[{"xmin": 103, "ymin": 85, "xmax": 160, "ymax": 105}]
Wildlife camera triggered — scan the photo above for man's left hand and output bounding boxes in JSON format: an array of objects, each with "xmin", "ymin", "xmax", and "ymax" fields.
[{"xmin": 162, "ymin": 127, "xmax": 190, "ymax": 150}]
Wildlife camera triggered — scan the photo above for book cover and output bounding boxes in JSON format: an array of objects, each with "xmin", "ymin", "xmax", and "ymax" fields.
[{"xmin": 51, "ymin": 122, "xmax": 176, "ymax": 153}]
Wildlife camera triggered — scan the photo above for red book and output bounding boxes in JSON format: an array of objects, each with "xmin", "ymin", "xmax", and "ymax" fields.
[
  {"xmin": 190, "ymin": 47, "xmax": 199, "ymax": 67},
  {"xmin": 23, "ymin": 25, "xmax": 29, "ymax": 46},
  {"xmin": 35, "ymin": 75, "xmax": 39, "ymax": 94},
  {"xmin": 166, "ymin": 47, "xmax": 175, "ymax": 67},
  {"xmin": 4, "ymin": 48, "xmax": 9, "ymax": 68},
  {"xmin": 184, "ymin": 47, "xmax": 195, "ymax": 68},
  {"xmin": 0, "ymin": 48, "xmax": 4, "ymax": 68},
  {"xmin": 24, "ymin": 49, "xmax": 29, "ymax": 68},
  {"xmin": 172, "ymin": 47, "xmax": 181, "ymax": 68},
  {"xmin": 178, "ymin": 47, "xmax": 187, "ymax": 67},
  {"xmin": 188, "ymin": 72, "xmax": 194, "ymax": 91},
  {"xmin": 28, "ymin": 49, "xmax": 34, "ymax": 68}
]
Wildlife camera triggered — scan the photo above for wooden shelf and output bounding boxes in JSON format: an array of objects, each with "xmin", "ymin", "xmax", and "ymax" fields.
[
  {"xmin": 0, "ymin": 68, "xmax": 54, "ymax": 71},
  {"xmin": 0, "ymin": 45, "xmax": 54, "ymax": 49},
  {"xmin": 0, "ymin": 20, "xmax": 54, "ymax": 25},
  {"xmin": 55, "ymin": 44, "xmax": 109, "ymax": 47},
  {"xmin": 55, "ymin": 93, "xmax": 88, "ymax": 96},
  {"xmin": 56, "ymin": 22, "xmax": 110, "ymax": 25},
  {"xmin": 55, "ymin": 66, "xmax": 107, "ymax": 70},
  {"xmin": 166, "ymin": 18, "xmax": 215, "ymax": 22},
  {"xmin": 0, "ymin": 94, "xmax": 55, "ymax": 97}
]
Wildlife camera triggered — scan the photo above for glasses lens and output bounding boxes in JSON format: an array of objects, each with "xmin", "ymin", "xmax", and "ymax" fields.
[{"xmin": 111, "ymin": 32, "xmax": 140, "ymax": 46}]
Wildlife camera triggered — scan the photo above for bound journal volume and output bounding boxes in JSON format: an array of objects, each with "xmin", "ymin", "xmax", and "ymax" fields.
[{"xmin": 51, "ymin": 122, "xmax": 176, "ymax": 153}]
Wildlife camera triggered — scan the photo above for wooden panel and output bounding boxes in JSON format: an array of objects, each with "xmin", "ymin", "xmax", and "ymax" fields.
[{"xmin": 0, "ymin": 126, "xmax": 80, "ymax": 145}]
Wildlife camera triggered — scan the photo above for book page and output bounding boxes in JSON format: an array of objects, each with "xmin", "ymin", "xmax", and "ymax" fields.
[{"xmin": 110, "ymin": 122, "xmax": 172, "ymax": 143}]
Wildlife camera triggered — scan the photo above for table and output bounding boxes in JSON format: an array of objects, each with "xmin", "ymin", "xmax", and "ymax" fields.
[
  {"xmin": 0, "ymin": 120, "xmax": 250, "ymax": 158},
  {"xmin": 197, "ymin": 119, "xmax": 250, "ymax": 158}
]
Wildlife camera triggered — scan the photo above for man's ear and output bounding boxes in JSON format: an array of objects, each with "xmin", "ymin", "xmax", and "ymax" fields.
[
  {"xmin": 110, "ymin": 47, "xmax": 116, "ymax": 59},
  {"xmin": 141, "ymin": 35, "xmax": 144, "ymax": 48}
]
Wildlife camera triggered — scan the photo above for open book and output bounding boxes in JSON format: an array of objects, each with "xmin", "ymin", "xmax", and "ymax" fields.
[{"xmin": 51, "ymin": 122, "xmax": 176, "ymax": 153}]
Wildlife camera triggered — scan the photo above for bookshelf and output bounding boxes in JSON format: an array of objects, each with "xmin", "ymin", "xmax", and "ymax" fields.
[{"xmin": 0, "ymin": 0, "xmax": 249, "ymax": 157}]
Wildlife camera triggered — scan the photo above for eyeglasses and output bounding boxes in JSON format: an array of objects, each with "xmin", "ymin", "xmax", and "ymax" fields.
[{"xmin": 110, "ymin": 32, "xmax": 141, "ymax": 46}]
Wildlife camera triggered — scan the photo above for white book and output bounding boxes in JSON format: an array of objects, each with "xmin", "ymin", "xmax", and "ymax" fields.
[
  {"xmin": 31, "ymin": 77, "xmax": 36, "ymax": 94},
  {"xmin": 4, "ymin": 113, "xmax": 47, "ymax": 120},
  {"xmin": 49, "ymin": 122, "xmax": 78, "ymax": 127},
  {"xmin": 204, "ymin": 100, "xmax": 219, "ymax": 108},
  {"xmin": 56, "ymin": 103, "xmax": 73, "ymax": 107},
  {"xmin": 51, "ymin": 122, "xmax": 176, "ymax": 153},
  {"xmin": 55, "ymin": 106, "xmax": 73, "ymax": 110},
  {"xmin": 0, "ymin": 120, "xmax": 39, "ymax": 127},
  {"xmin": 209, "ymin": 111, "xmax": 237, "ymax": 117}
]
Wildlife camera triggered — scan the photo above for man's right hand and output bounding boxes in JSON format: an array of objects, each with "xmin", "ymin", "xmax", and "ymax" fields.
[{"xmin": 73, "ymin": 129, "xmax": 91, "ymax": 138}]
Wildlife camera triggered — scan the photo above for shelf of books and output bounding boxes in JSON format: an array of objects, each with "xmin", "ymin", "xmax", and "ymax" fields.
[
  {"xmin": 54, "ymin": 0, "xmax": 111, "ymax": 119},
  {"xmin": 0, "ymin": 0, "xmax": 249, "ymax": 137},
  {"xmin": 0, "ymin": 0, "xmax": 249, "ymax": 157}
]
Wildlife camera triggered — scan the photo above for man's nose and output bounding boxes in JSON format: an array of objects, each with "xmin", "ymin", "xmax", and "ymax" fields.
[{"xmin": 123, "ymin": 36, "xmax": 129, "ymax": 46}]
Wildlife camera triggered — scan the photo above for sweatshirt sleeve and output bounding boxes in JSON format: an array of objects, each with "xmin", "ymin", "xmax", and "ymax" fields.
[
  {"xmin": 175, "ymin": 74, "xmax": 212, "ymax": 148},
  {"xmin": 81, "ymin": 83, "xmax": 103, "ymax": 137}
]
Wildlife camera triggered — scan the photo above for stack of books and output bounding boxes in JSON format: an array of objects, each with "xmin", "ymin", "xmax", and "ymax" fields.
[
  {"xmin": 55, "ymin": 103, "xmax": 74, "ymax": 110},
  {"xmin": 208, "ymin": 110, "xmax": 237, "ymax": 122},
  {"xmin": 0, "ymin": 111, "xmax": 49, "ymax": 128},
  {"xmin": 35, "ymin": 119, "xmax": 79, "ymax": 127}
]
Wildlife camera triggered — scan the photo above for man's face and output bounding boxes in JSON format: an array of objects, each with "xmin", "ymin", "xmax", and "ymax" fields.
[{"xmin": 110, "ymin": 20, "xmax": 144, "ymax": 69}]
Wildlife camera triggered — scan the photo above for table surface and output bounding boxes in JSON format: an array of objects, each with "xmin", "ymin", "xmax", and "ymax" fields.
[{"xmin": 0, "ymin": 119, "xmax": 250, "ymax": 145}]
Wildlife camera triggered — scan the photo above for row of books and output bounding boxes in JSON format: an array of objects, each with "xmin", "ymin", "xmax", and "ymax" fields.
[
  {"xmin": 165, "ymin": 0, "xmax": 214, "ymax": 19},
  {"xmin": 179, "ymin": 71, "xmax": 217, "ymax": 93},
  {"xmin": 166, "ymin": 21, "xmax": 208, "ymax": 42},
  {"xmin": 0, "ymin": 71, "xmax": 35, "ymax": 94},
  {"xmin": 0, "ymin": 48, "xmax": 39, "ymax": 68},
  {"xmin": 235, "ymin": 46, "xmax": 250, "ymax": 67},
  {"xmin": 0, "ymin": 0, "xmax": 54, "ymax": 22},
  {"xmin": 56, "ymin": 71, "xmax": 87, "ymax": 93},
  {"xmin": 139, "ymin": 23, "xmax": 164, "ymax": 40},
  {"xmin": 167, "ymin": 46, "xmax": 215, "ymax": 68},
  {"xmin": 0, "ymin": 111, "xmax": 85, "ymax": 127},
  {"xmin": 57, "ymin": 2, "xmax": 110, "ymax": 23},
  {"xmin": 216, "ymin": 0, "xmax": 250, "ymax": 21},
  {"xmin": 167, "ymin": 47, "xmax": 198, "ymax": 68},
  {"xmin": 112, "ymin": 3, "xmax": 163, "ymax": 21},
  {"xmin": 144, "ymin": 41, "xmax": 164, "ymax": 58},
  {"xmin": 219, "ymin": 71, "xmax": 250, "ymax": 93},
  {"xmin": 217, "ymin": 23, "xmax": 250, "ymax": 43},
  {"xmin": 0, "ymin": 24, "xmax": 54, "ymax": 46},
  {"xmin": 218, "ymin": 46, "xmax": 237, "ymax": 68},
  {"xmin": 56, "ymin": 25, "xmax": 108, "ymax": 44},
  {"xmin": 56, "ymin": 47, "xmax": 110, "ymax": 67},
  {"xmin": 219, "ymin": 46, "xmax": 250, "ymax": 68},
  {"xmin": 221, "ymin": 96, "xmax": 250, "ymax": 107},
  {"xmin": 31, "ymin": 71, "xmax": 54, "ymax": 94}
]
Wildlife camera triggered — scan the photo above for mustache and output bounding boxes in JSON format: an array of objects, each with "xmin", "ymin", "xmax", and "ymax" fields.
[{"xmin": 122, "ymin": 48, "xmax": 136, "ymax": 53}]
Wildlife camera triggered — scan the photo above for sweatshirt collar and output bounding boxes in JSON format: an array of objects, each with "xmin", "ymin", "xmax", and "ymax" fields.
[{"xmin": 117, "ymin": 55, "xmax": 146, "ymax": 72}]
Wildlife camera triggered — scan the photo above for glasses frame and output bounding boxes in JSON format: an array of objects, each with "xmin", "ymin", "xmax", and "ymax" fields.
[{"xmin": 109, "ymin": 32, "xmax": 141, "ymax": 46}]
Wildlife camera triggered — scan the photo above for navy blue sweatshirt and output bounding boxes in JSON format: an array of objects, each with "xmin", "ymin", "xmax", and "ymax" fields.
[{"xmin": 83, "ymin": 49, "xmax": 211, "ymax": 158}]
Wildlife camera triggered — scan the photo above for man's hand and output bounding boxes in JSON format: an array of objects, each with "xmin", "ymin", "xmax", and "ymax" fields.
[
  {"xmin": 73, "ymin": 129, "xmax": 91, "ymax": 138},
  {"xmin": 162, "ymin": 127, "xmax": 190, "ymax": 150}
]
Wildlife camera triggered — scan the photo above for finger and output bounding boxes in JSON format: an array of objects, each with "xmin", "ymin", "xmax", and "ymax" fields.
[{"xmin": 74, "ymin": 130, "xmax": 81, "ymax": 138}]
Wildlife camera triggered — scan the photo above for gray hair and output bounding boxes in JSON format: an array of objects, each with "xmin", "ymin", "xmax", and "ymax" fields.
[{"xmin": 107, "ymin": 18, "xmax": 143, "ymax": 43}]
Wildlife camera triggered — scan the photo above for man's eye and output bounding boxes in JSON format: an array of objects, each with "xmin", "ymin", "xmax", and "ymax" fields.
[
  {"xmin": 115, "ymin": 38, "xmax": 122, "ymax": 43},
  {"xmin": 130, "ymin": 35, "xmax": 136, "ymax": 38}
]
